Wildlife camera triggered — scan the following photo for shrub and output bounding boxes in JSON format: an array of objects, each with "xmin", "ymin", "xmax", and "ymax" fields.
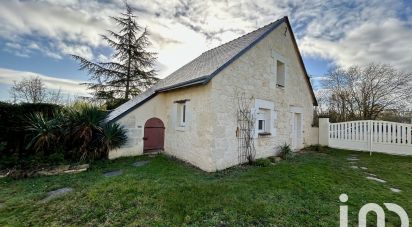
[
  {"xmin": 105, "ymin": 98, "xmax": 129, "ymax": 110},
  {"xmin": 63, "ymin": 104, "xmax": 127, "ymax": 161},
  {"xmin": 0, "ymin": 102, "xmax": 62, "ymax": 168},
  {"xmin": 303, "ymin": 144, "xmax": 328, "ymax": 152},
  {"xmin": 96, "ymin": 122, "xmax": 127, "ymax": 158},
  {"xmin": 0, "ymin": 142, "xmax": 5, "ymax": 152},
  {"xmin": 0, "ymin": 102, "xmax": 127, "ymax": 171},
  {"xmin": 25, "ymin": 112, "xmax": 61, "ymax": 153},
  {"xmin": 253, "ymin": 158, "xmax": 272, "ymax": 167},
  {"xmin": 278, "ymin": 143, "xmax": 293, "ymax": 160},
  {"xmin": 65, "ymin": 105, "xmax": 106, "ymax": 160}
]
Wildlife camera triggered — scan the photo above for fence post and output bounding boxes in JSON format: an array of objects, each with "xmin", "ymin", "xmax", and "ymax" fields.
[
  {"xmin": 368, "ymin": 120, "xmax": 373, "ymax": 155},
  {"xmin": 319, "ymin": 118, "xmax": 330, "ymax": 146}
]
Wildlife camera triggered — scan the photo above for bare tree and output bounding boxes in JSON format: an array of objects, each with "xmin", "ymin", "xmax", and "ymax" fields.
[
  {"xmin": 321, "ymin": 63, "xmax": 412, "ymax": 122},
  {"xmin": 46, "ymin": 89, "xmax": 63, "ymax": 104},
  {"xmin": 10, "ymin": 76, "xmax": 63, "ymax": 104},
  {"xmin": 378, "ymin": 109, "xmax": 412, "ymax": 123},
  {"xmin": 10, "ymin": 76, "xmax": 46, "ymax": 103}
]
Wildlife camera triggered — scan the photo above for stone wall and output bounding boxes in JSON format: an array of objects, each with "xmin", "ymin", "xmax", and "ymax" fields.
[
  {"xmin": 110, "ymin": 20, "xmax": 318, "ymax": 172},
  {"xmin": 210, "ymin": 21, "xmax": 317, "ymax": 170},
  {"xmin": 109, "ymin": 94, "xmax": 166, "ymax": 159},
  {"xmin": 110, "ymin": 84, "xmax": 215, "ymax": 172},
  {"xmin": 308, "ymin": 127, "xmax": 320, "ymax": 145},
  {"xmin": 161, "ymin": 84, "xmax": 215, "ymax": 171}
]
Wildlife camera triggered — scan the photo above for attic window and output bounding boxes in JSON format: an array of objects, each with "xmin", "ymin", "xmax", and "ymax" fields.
[{"xmin": 276, "ymin": 60, "xmax": 286, "ymax": 88}]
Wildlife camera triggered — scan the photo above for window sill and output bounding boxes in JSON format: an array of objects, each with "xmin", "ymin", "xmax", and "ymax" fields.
[
  {"xmin": 176, "ymin": 126, "xmax": 186, "ymax": 131},
  {"xmin": 258, "ymin": 132, "xmax": 272, "ymax": 136},
  {"xmin": 276, "ymin": 84, "xmax": 285, "ymax": 89}
]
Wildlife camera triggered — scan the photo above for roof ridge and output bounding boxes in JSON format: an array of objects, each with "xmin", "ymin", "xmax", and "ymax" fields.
[
  {"xmin": 108, "ymin": 17, "xmax": 297, "ymax": 122},
  {"xmin": 157, "ymin": 17, "xmax": 285, "ymax": 84},
  {"xmin": 200, "ymin": 18, "xmax": 284, "ymax": 56}
]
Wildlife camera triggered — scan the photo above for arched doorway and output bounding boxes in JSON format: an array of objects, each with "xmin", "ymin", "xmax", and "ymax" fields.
[{"xmin": 143, "ymin": 118, "xmax": 165, "ymax": 152}]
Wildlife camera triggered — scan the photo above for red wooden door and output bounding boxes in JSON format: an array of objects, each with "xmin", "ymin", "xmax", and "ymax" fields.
[{"xmin": 143, "ymin": 118, "xmax": 165, "ymax": 152}]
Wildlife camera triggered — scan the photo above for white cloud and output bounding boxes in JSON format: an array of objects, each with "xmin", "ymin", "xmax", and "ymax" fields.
[
  {"xmin": 300, "ymin": 18, "xmax": 412, "ymax": 72},
  {"xmin": 0, "ymin": 68, "xmax": 90, "ymax": 97},
  {"xmin": 0, "ymin": 0, "xmax": 411, "ymax": 78},
  {"xmin": 4, "ymin": 42, "xmax": 31, "ymax": 58},
  {"xmin": 0, "ymin": 0, "xmax": 112, "ymax": 46},
  {"xmin": 57, "ymin": 42, "xmax": 94, "ymax": 60},
  {"xmin": 0, "ymin": 0, "xmax": 115, "ymax": 61},
  {"xmin": 310, "ymin": 76, "xmax": 329, "ymax": 81}
]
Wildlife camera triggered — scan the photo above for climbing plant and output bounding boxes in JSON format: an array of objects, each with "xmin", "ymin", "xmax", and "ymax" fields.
[{"xmin": 235, "ymin": 91, "xmax": 256, "ymax": 163}]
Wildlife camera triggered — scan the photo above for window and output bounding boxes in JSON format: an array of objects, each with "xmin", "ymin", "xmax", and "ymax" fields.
[
  {"xmin": 254, "ymin": 99, "xmax": 276, "ymax": 137},
  {"xmin": 257, "ymin": 108, "xmax": 270, "ymax": 134},
  {"xmin": 177, "ymin": 103, "xmax": 186, "ymax": 127},
  {"xmin": 175, "ymin": 99, "xmax": 190, "ymax": 130},
  {"xmin": 258, "ymin": 120, "xmax": 265, "ymax": 132},
  {"xmin": 276, "ymin": 60, "xmax": 285, "ymax": 87}
]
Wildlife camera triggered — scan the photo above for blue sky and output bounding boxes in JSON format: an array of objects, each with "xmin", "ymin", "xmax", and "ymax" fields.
[{"xmin": 1, "ymin": 0, "xmax": 411, "ymax": 101}]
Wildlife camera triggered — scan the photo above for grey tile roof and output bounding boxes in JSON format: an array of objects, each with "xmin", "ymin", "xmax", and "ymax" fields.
[
  {"xmin": 156, "ymin": 17, "xmax": 285, "ymax": 91},
  {"xmin": 108, "ymin": 16, "xmax": 316, "ymax": 122},
  {"xmin": 107, "ymin": 86, "xmax": 157, "ymax": 122}
]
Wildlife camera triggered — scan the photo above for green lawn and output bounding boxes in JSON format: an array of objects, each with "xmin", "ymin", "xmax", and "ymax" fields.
[{"xmin": 0, "ymin": 148, "xmax": 411, "ymax": 226}]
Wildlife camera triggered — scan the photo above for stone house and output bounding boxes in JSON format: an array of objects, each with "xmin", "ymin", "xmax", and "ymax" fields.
[{"xmin": 107, "ymin": 16, "xmax": 318, "ymax": 171}]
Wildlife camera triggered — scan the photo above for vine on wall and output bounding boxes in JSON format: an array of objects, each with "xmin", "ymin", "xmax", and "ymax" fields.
[{"xmin": 235, "ymin": 91, "xmax": 256, "ymax": 163}]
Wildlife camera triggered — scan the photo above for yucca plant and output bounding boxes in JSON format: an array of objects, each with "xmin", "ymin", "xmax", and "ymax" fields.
[
  {"xmin": 95, "ymin": 122, "xmax": 127, "ymax": 159},
  {"xmin": 24, "ymin": 103, "xmax": 127, "ymax": 163},
  {"xmin": 25, "ymin": 112, "xmax": 61, "ymax": 153},
  {"xmin": 64, "ymin": 105, "xmax": 107, "ymax": 161}
]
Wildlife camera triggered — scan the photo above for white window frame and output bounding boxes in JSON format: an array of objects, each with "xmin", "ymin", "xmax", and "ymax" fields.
[
  {"xmin": 177, "ymin": 102, "xmax": 186, "ymax": 127},
  {"xmin": 271, "ymin": 50, "xmax": 288, "ymax": 89},
  {"xmin": 276, "ymin": 60, "xmax": 286, "ymax": 88},
  {"xmin": 253, "ymin": 99, "xmax": 277, "ymax": 138},
  {"xmin": 258, "ymin": 119, "xmax": 266, "ymax": 132},
  {"xmin": 257, "ymin": 109, "xmax": 269, "ymax": 133},
  {"xmin": 174, "ymin": 100, "xmax": 189, "ymax": 131}
]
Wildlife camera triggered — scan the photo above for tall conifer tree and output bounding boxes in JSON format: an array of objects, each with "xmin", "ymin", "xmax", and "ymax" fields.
[{"xmin": 72, "ymin": 2, "xmax": 158, "ymax": 104}]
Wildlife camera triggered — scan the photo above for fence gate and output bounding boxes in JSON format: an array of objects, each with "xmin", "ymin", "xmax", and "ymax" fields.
[{"xmin": 319, "ymin": 119, "xmax": 412, "ymax": 155}]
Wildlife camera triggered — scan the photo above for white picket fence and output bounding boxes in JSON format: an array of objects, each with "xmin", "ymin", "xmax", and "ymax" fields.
[{"xmin": 319, "ymin": 119, "xmax": 412, "ymax": 155}]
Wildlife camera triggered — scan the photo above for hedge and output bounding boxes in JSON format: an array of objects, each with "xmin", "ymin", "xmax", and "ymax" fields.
[{"xmin": 0, "ymin": 102, "xmax": 62, "ymax": 168}]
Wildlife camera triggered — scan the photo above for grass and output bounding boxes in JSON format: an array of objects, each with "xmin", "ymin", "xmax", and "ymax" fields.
[{"xmin": 0, "ymin": 148, "xmax": 411, "ymax": 226}]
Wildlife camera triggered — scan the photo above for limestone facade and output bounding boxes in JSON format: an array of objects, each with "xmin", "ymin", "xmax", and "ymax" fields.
[{"xmin": 110, "ymin": 21, "xmax": 318, "ymax": 171}]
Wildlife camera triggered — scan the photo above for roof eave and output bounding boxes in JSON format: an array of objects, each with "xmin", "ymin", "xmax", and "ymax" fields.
[
  {"xmin": 155, "ymin": 76, "xmax": 209, "ymax": 93},
  {"xmin": 108, "ymin": 93, "xmax": 157, "ymax": 123},
  {"xmin": 109, "ymin": 76, "xmax": 208, "ymax": 122}
]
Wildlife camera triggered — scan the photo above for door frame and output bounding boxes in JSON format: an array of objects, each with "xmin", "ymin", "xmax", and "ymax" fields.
[
  {"xmin": 292, "ymin": 113, "xmax": 303, "ymax": 150},
  {"xmin": 143, "ymin": 117, "xmax": 165, "ymax": 152},
  {"xmin": 290, "ymin": 106, "xmax": 304, "ymax": 150}
]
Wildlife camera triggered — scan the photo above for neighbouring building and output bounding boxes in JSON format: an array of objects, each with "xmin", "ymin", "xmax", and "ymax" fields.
[{"xmin": 107, "ymin": 16, "xmax": 319, "ymax": 171}]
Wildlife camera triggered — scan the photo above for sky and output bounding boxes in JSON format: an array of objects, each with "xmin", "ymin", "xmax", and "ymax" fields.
[{"xmin": 1, "ymin": 0, "xmax": 412, "ymax": 101}]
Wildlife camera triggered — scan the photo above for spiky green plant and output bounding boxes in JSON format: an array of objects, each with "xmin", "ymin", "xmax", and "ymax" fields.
[
  {"xmin": 95, "ymin": 122, "xmax": 127, "ymax": 159},
  {"xmin": 25, "ymin": 112, "xmax": 60, "ymax": 153},
  {"xmin": 24, "ymin": 104, "xmax": 127, "ymax": 162},
  {"xmin": 65, "ymin": 105, "xmax": 107, "ymax": 161},
  {"xmin": 279, "ymin": 143, "xmax": 294, "ymax": 160}
]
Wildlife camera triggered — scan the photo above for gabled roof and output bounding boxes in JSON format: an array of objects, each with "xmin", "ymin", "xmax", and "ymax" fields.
[{"xmin": 108, "ymin": 16, "xmax": 317, "ymax": 122}]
